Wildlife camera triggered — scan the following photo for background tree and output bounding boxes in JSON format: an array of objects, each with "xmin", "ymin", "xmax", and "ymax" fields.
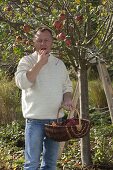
[{"xmin": 0, "ymin": 0, "xmax": 113, "ymax": 167}]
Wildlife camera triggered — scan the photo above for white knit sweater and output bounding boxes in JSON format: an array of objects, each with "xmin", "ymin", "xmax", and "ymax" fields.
[{"xmin": 15, "ymin": 51, "xmax": 72, "ymax": 119}]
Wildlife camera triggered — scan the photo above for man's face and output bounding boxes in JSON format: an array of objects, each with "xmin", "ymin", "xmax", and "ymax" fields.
[{"xmin": 34, "ymin": 30, "xmax": 53, "ymax": 54}]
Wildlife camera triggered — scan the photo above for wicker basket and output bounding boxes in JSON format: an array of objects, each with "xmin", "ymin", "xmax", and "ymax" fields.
[{"xmin": 45, "ymin": 110, "xmax": 90, "ymax": 142}]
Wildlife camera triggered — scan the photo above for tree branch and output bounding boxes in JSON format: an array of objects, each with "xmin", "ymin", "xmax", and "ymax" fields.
[
  {"xmin": 101, "ymin": 14, "xmax": 113, "ymax": 44},
  {"xmin": 86, "ymin": 15, "xmax": 110, "ymax": 46},
  {"xmin": 99, "ymin": 31, "xmax": 113, "ymax": 54}
]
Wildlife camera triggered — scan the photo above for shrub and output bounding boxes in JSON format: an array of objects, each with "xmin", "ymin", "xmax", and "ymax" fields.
[
  {"xmin": 89, "ymin": 80, "xmax": 107, "ymax": 109},
  {"xmin": 0, "ymin": 75, "xmax": 22, "ymax": 124},
  {"xmin": 0, "ymin": 121, "xmax": 25, "ymax": 170},
  {"xmin": 90, "ymin": 124, "xmax": 113, "ymax": 166}
]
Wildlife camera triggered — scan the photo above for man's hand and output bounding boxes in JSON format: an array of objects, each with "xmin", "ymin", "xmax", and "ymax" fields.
[
  {"xmin": 62, "ymin": 99, "xmax": 74, "ymax": 111},
  {"xmin": 26, "ymin": 49, "xmax": 49, "ymax": 83},
  {"xmin": 38, "ymin": 49, "xmax": 49, "ymax": 66},
  {"xmin": 62, "ymin": 92, "xmax": 74, "ymax": 111}
]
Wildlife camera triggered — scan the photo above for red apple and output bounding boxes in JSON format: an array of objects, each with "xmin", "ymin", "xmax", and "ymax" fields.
[
  {"xmin": 23, "ymin": 24, "xmax": 30, "ymax": 33},
  {"xmin": 57, "ymin": 32, "xmax": 66, "ymax": 40},
  {"xmin": 64, "ymin": 39, "xmax": 71, "ymax": 46},
  {"xmin": 75, "ymin": 15, "xmax": 83, "ymax": 22},
  {"xmin": 53, "ymin": 20, "xmax": 63, "ymax": 30},
  {"xmin": 6, "ymin": 5, "xmax": 12, "ymax": 11},
  {"xmin": 59, "ymin": 13, "xmax": 66, "ymax": 21},
  {"xmin": 52, "ymin": 121, "xmax": 57, "ymax": 127},
  {"xmin": 66, "ymin": 119, "xmax": 76, "ymax": 126}
]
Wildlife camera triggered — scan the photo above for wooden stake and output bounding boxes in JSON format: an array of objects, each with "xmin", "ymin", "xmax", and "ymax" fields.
[{"xmin": 97, "ymin": 59, "xmax": 113, "ymax": 123}]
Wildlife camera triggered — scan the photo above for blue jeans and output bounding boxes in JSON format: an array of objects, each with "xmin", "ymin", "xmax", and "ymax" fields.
[{"xmin": 24, "ymin": 118, "xmax": 61, "ymax": 170}]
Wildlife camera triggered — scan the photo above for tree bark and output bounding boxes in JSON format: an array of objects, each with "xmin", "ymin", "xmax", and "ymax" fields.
[{"xmin": 78, "ymin": 60, "xmax": 92, "ymax": 166}]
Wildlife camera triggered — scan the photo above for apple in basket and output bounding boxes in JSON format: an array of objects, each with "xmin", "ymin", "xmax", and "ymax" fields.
[
  {"xmin": 65, "ymin": 118, "xmax": 77, "ymax": 126},
  {"xmin": 51, "ymin": 121, "xmax": 57, "ymax": 127}
]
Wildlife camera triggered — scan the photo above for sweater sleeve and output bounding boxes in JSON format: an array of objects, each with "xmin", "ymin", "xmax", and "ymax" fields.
[
  {"xmin": 15, "ymin": 56, "xmax": 33, "ymax": 90},
  {"xmin": 62, "ymin": 64, "xmax": 73, "ymax": 94}
]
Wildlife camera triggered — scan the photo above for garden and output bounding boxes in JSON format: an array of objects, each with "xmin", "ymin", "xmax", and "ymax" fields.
[
  {"xmin": 0, "ymin": 0, "xmax": 113, "ymax": 169},
  {"xmin": 0, "ymin": 73, "xmax": 113, "ymax": 170}
]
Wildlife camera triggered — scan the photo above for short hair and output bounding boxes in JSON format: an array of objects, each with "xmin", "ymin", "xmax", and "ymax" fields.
[{"xmin": 35, "ymin": 26, "xmax": 53, "ymax": 37}]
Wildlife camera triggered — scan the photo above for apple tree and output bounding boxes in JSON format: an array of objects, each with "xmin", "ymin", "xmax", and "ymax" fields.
[{"xmin": 0, "ymin": 0, "xmax": 113, "ymax": 167}]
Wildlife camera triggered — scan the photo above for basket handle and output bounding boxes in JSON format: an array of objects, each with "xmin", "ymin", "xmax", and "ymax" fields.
[{"xmin": 72, "ymin": 108, "xmax": 82, "ymax": 131}]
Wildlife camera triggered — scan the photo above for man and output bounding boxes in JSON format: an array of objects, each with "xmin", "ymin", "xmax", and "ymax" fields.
[{"xmin": 15, "ymin": 26, "xmax": 73, "ymax": 170}]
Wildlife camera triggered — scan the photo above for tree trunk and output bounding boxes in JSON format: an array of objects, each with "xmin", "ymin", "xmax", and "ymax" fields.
[{"xmin": 78, "ymin": 60, "xmax": 92, "ymax": 167}]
